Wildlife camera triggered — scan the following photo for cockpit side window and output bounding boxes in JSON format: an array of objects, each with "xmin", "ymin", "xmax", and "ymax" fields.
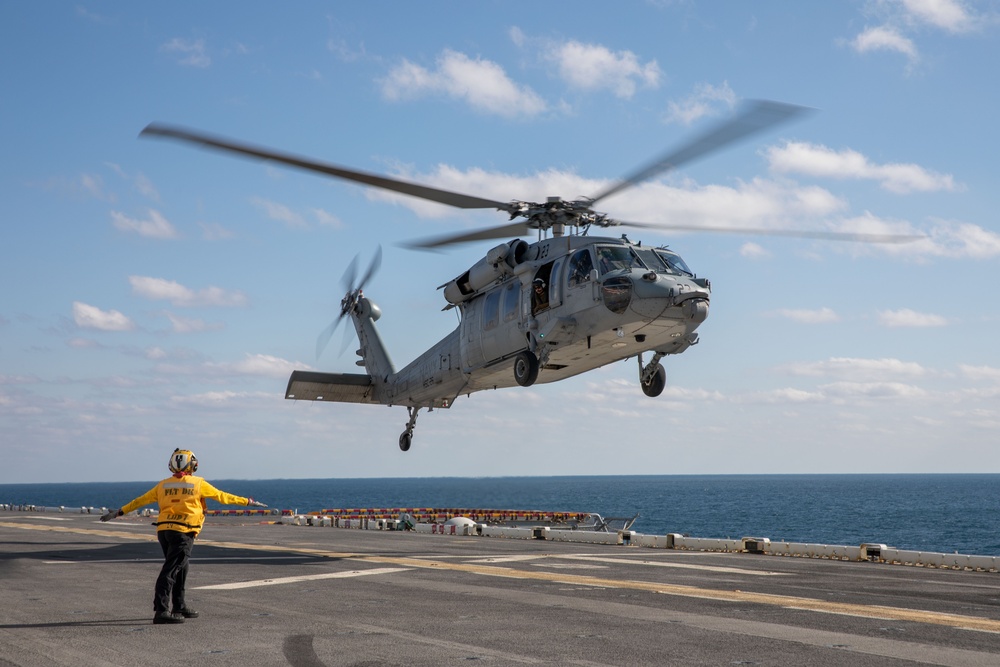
[
  {"xmin": 596, "ymin": 246, "xmax": 638, "ymax": 275},
  {"xmin": 567, "ymin": 249, "xmax": 595, "ymax": 287}
]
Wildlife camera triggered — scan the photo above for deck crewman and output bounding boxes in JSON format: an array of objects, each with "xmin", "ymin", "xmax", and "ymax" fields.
[{"xmin": 101, "ymin": 448, "xmax": 268, "ymax": 625}]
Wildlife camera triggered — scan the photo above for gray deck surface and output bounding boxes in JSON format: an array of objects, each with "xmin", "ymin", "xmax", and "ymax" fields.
[{"xmin": 2, "ymin": 513, "xmax": 1000, "ymax": 666}]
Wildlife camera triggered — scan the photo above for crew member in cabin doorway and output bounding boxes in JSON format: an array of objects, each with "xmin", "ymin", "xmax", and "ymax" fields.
[{"xmin": 532, "ymin": 278, "xmax": 549, "ymax": 315}]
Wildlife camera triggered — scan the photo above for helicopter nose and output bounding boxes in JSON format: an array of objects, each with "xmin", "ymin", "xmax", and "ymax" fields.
[{"xmin": 629, "ymin": 275, "xmax": 710, "ymax": 321}]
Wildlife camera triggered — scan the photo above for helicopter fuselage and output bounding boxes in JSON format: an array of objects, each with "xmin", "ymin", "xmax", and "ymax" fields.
[{"xmin": 286, "ymin": 234, "xmax": 710, "ymax": 433}]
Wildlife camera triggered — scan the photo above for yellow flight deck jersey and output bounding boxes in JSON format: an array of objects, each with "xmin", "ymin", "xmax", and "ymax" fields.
[{"xmin": 120, "ymin": 473, "xmax": 250, "ymax": 535}]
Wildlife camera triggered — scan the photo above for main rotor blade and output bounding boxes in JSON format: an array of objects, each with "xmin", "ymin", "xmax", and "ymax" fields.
[
  {"xmin": 403, "ymin": 221, "xmax": 532, "ymax": 250},
  {"xmin": 590, "ymin": 100, "xmax": 812, "ymax": 206},
  {"xmin": 619, "ymin": 220, "xmax": 924, "ymax": 244},
  {"xmin": 141, "ymin": 123, "xmax": 515, "ymax": 212}
]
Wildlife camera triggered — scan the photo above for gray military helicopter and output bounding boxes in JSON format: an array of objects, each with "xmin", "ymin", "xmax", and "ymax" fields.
[{"xmin": 142, "ymin": 101, "xmax": 917, "ymax": 451}]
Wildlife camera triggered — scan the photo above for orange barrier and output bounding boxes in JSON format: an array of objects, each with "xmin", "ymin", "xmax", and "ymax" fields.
[{"xmin": 310, "ymin": 507, "xmax": 592, "ymax": 525}]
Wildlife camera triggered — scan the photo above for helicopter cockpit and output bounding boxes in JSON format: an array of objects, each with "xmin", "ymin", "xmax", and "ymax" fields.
[{"xmin": 594, "ymin": 244, "xmax": 694, "ymax": 278}]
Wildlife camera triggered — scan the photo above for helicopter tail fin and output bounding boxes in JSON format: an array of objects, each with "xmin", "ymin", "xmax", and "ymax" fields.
[{"xmin": 350, "ymin": 295, "xmax": 396, "ymax": 387}]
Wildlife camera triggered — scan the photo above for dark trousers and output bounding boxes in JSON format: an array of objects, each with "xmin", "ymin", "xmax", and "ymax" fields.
[{"xmin": 154, "ymin": 529, "xmax": 195, "ymax": 612}]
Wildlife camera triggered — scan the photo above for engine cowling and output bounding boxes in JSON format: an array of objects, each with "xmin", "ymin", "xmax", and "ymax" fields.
[{"xmin": 443, "ymin": 239, "xmax": 530, "ymax": 304}]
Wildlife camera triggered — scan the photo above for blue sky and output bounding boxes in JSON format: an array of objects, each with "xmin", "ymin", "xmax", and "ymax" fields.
[{"xmin": 2, "ymin": 2, "xmax": 999, "ymax": 483}]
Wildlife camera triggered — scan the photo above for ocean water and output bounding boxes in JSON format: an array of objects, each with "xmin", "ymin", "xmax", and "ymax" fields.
[{"xmin": 3, "ymin": 474, "xmax": 999, "ymax": 556}]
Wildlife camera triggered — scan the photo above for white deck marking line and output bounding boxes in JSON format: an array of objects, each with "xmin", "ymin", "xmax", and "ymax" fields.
[
  {"xmin": 555, "ymin": 555, "xmax": 789, "ymax": 576},
  {"xmin": 43, "ymin": 556, "xmax": 319, "ymax": 564},
  {"xmin": 193, "ymin": 567, "xmax": 409, "ymax": 590}
]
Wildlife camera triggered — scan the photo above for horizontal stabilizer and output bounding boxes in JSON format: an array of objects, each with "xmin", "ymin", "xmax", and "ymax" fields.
[{"xmin": 285, "ymin": 370, "xmax": 380, "ymax": 404}]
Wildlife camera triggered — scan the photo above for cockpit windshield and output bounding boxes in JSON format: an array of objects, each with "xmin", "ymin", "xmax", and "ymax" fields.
[
  {"xmin": 631, "ymin": 247, "xmax": 669, "ymax": 273},
  {"xmin": 654, "ymin": 249, "xmax": 693, "ymax": 277},
  {"xmin": 595, "ymin": 244, "xmax": 694, "ymax": 277},
  {"xmin": 596, "ymin": 246, "xmax": 639, "ymax": 274}
]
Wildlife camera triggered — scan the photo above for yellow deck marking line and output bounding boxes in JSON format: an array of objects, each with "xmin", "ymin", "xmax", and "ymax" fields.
[
  {"xmin": 555, "ymin": 554, "xmax": 788, "ymax": 576},
  {"xmin": 8, "ymin": 522, "xmax": 1000, "ymax": 634}
]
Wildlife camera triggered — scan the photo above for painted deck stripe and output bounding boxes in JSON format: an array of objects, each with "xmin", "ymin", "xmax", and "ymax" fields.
[
  {"xmin": 194, "ymin": 567, "xmax": 409, "ymax": 590},
  {"xmin": 556, "ymin": 554, "xmax": 789, "ymax": 576}
]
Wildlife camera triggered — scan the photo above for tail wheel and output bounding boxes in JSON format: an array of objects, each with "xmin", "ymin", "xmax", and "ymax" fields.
[
  {"xmin": 641, "ymin": 363, "xmax": 666, "ymax": 397},
  {"xmin": 513, "ymin": 350, "xmax": 539, "ymax": 387}
]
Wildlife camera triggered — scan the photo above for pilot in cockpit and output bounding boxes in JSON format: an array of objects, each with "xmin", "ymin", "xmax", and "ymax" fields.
[{"xmin": 531, "ymin": 278, "xmax": 549, "ymax": 315}]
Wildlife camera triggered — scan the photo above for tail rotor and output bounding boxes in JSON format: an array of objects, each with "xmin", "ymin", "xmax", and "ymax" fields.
[{"xmin": 315, "ymin": 246, "xmax": 382, "ymax": 361}]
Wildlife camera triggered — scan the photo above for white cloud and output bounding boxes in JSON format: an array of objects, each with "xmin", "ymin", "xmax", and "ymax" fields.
[
  {"xmin": 380, "ymin": 49, "xmax": 547, "ymax": 119},
  {"xmin": 129, "ymin": 276, "xmax": 248, "ymax": 308},
  {"xmin": 664, "ymin": 82, "xmax": 738, "ymax": 125},
  {"xmin": 820, "ymin": 381, "xmax": 928, "ymax": 399},
  {"xmin": 547, "ymin": 40, "xmax": 660, "ymax": 99},
  {"xmin": 898, "ymin": 0, "xmax": 976, "ymax": 33},
  {"xmin": 79, "ymin": 173, "xmax": 109, "ymax": 200},
  {"xmin": 774, "ymin": 307, "xmax": 840, "ymax": 324},
  {"xmin": 877, "ymin": 308, "xmax": 948, "ymax": 327},
  {"xmin": 110, "ymin": 209, "xmax": 179, "ymax": 239},
  {"xmin": 251, "ymin": 197, "xmax": 307, "ymax": 228},
  {"xmin": 739, "ymin": 242, "xmax": 771, "ymax": 259},
  {"xmin": 199, "ymin": 222, "xmax": 235, "ymax": 240},
  {"xmin": 738, "ymin": 388, "xmax": 825, "ymax": 404},
  {"xmin": 105, "ymin": 163, "xmax": 160, "ymax": 202},
  {"xmin": 960, "ymin": 365, "xmax": 1000, "ymax": 382},
  {"xmin": 850, "ymin": 0, "xmax": 980, "ymax": 67},
  {"xmin": 72, "ymin": 302, "xmax": 134, "ymax": 332},
  {"xmin": 165, "ymin": 313, "xmax": 219, "ymax": 334},
  {"xmin": 509, "ymin": 26, "xmax": 527, "ymax": 48},
  {"xmin": 851, "ymin": 25, "xmax": 919, "ymax": 61},
  {"xmin": 161, "ymin": 37, "xmax": 210, "ymax": 68},
  {"xmin": 311, "ymin": 208, "xmax": 344, "ymax": 228},
  {"xmin": 208, "ymin": 353, "xmax": 304, "ymax": 378},
  {"xmin": 169, "ymin": 390, "xmax": 272, "ymax": 407},
  {"xmin": 132, "ymin": 173, "xmax": 160, "ymax": 201},
  {"xmin": 766, "ymin": 142, "xmax": 959, "ymax": 194},
  {"xmin": 923, "ymin": 221, "xmax": 1000, "ymax": 259},
  {"xmin": 786, "ymin": 357, "xmax": 927, "ymax": 379}
]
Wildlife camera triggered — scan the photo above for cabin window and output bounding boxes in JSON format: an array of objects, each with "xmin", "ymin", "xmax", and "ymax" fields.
[
  {"xmin": 482, "ymin": 289, "xmax": 500, "ymax": 331},
  {"xmin": 502, "ymin": 282, "xmax": 519, "ymax": 322},
  {"xmin": 567, "ymin": 249, "xmax": 595, "ymax": 287}
]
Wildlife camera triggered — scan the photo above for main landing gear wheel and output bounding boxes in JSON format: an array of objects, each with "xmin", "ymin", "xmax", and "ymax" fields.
[
  {"xmin": 641, "ymin": 363, "xmax": 666, "ymax": 397},
  {"xmin": 513, "ymin": 350, "xmax": 539, "ymax": 387},
  {"xmin": 399, "ymin": 406, "xmax": 418, "ymax": 452}
]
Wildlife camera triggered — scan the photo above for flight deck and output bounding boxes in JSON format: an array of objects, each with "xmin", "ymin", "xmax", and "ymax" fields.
[{"xmin": 2, "ymin": 511, "xmax": 1000, "ymax": 666}]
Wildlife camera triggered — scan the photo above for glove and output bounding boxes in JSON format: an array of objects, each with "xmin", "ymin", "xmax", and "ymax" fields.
[
  {"xmin": 100, "ymin": 508, "xmax": 122, "ymax": 522},
  {"xmin": 247, "ymin": 498, "xmax": 268, "ymax": 508}
]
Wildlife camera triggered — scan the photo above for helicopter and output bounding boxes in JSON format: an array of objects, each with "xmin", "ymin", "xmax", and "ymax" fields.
[{"xmin": 141, "ymin": 101, "xmax": 918, "ymax": 451}]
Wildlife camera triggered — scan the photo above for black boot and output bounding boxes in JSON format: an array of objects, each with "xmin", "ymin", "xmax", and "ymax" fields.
[{"xmin": 153, "ymin": 610, "xmax": 184, "ymax": 624}]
